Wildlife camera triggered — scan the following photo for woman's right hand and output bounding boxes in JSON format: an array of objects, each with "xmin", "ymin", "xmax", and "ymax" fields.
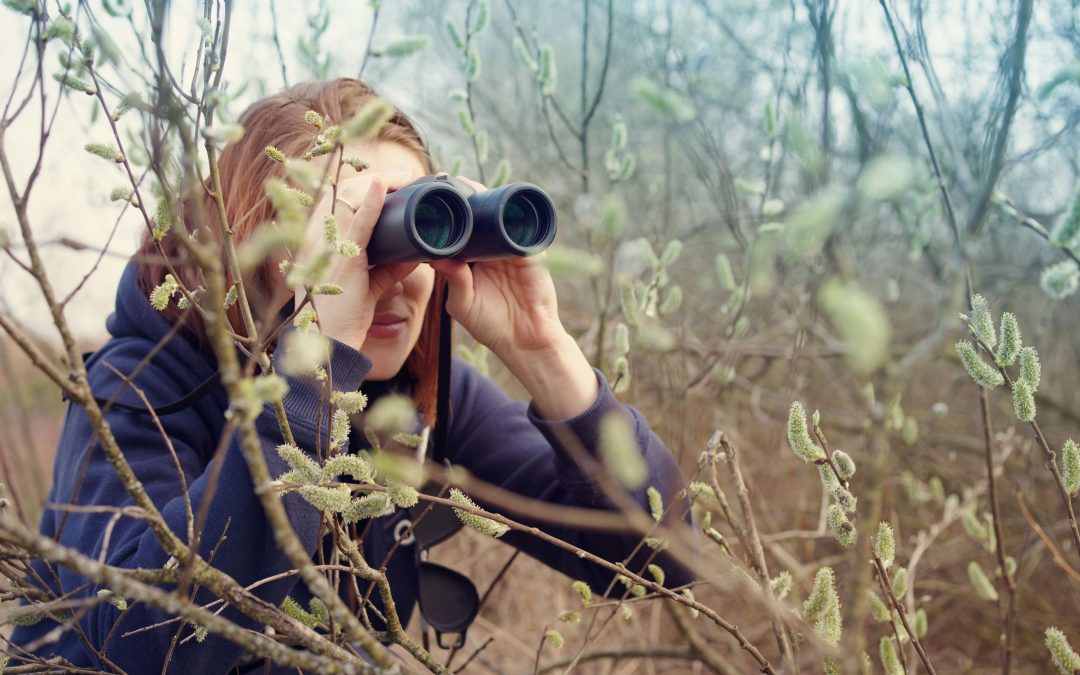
[{"xmin": 291, "ymin": 170, "xmax": 419, "ymax": 352}]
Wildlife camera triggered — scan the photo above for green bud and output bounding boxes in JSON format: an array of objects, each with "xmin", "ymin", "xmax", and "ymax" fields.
[
  {"xmin": 449, "ymin": 488, "xmax": 509, "ymax": 537},
  {"xmin": 344, "ymin": 98, "xmax": 395, "ymax": 140},
  {"xmin": 660, "ymin": 239, "xmax": 683, "ymax": 267},
  {"xmin": 914, "ymin": 608, "xmax": 928, "ymax": 638},
  {"xmin": 331, "ymin": 390, "xmax": 368, "ymax": 414},
  {"xmin": 802, "ymin": 567, "xmax": 837, "ymax": 622},
  {"xmin": 366, "ymin": 394, "xmax": 416, "ymax": 433},
  {"xmin": 538, "ymin": 44, "xmax": 557, "ymax": 96},
  {"xmin": 833, "ymin": 449, "xmax": 856, "ymax": 480},
  {"xmin": 264, "ymin": 145, "xmax": 286, "ymax": 162},
  {"xmin": 969, "ymin": 294, "xmax": 996, "ymax": 349},
  {"xmin": 817, "ymin": 598, "xmax": 843, "ymax": 646},
  {"xmin": 880, "ymin": 637, "xmax": 903, "ymax": 675},
  {"xmin": 875, "ymin": 522, "xmax": 895, "ymax": 569},
  {"xmin": 867, "ymin": 589, "xmax": 891, "ymax": 622},
  {"xmin": 342, "ymin": 491, "xmax": 394, "ymax": 522},
  {"xmin": 891, "ymin": 566, "xmax": 908, "ymax": 598},
  {"xmin": 464, "ymin": 45, "xmax": 481, "ymax": 82},
  {"xmin": 819, "ymin": 463, "xmax": 841, "ymax": 493},
  {"xmin": 571, "ymin": 580, "xmax": 592, "ymax": 607},
  {"xmin": 387, "ymin": 481, "xmax": 419, "ymax": 508},
  {"xmin": 304, "ymin": 110, "xmax": 324, "ymax": 128},
  {"xmin": 1019, "ymin": 346, "xmax": 1041, "ymax": 391},
  {"xmin": 109, "ymin": 186, "xmax": 134, "ymax": 203},
  {"xmin": 614, "ymin": 323, "xmax": 631, "ymax": 356},
  {"xmin": 787, "ymin": 402, "xmax": 826, "ymax": 462},
  {"xmin": 956, "ymin": 340, "xmax": 1004, "ymax": 389},
  {"xmin": 646, "ymin": 486, "xmax": 663, "ymax": 521},
  {"xmin": 330, "ymin": 409, "xmax": 351, "ymax": 448},
  {"xmin": 1045, "ymin": 626, "xmax": 1080, "ymax": 675},
  {"xmin": 223, "ymin": 284, "xmax": 238, "ymax": 309},
  {"xmin": 85, "ymin": 142, "xmax": 124, "ymax": 163},
  {"xmin": 470, "ymin": 0, "xmax": 489, "ymax": 33},
  {"xmin": 149, "ymin": 274, "xmax": 179, "ymax": 311},
  {"xmin": 559, "ymin": 610, "xmax": 580, "ymax": 624},
  {"xmin": 281, "ymin": 595, "xmax": 318, "ymax": 627},
  {"xmin": 828, "ymin": 503, "xmax": 857, "ymax": 549},
  {"xmin": 770, "ymin": 570, "xmax": 792, "ymax": 600},
  {"xmin": 648, "ymin": 564, "xmax": 665, "ymax": 585},
  {"xmin": 545, "ymin": 629, "xmax": 564, "ymax": 649},
  {"xmin": 715, "ymin": 253, "xmax": 737, "ymax": 290},
  {"xmin": 1041, "ymin": 260, "xmax": 1080, "ymax": 299},
  {"xmin": 1051, "ymin": 193, "xmax": 1080, "ymax": 248},
  {"xmin": 1061, "ymin": 439, "xmax": 1079, "ymax": 496},
  {"xmin": 53, "ymin": 73, "xmax": 96, "ymax": 95},
  {"xmin": 309, "ymin": 597, "xmax": 329, "ymax": 625},
  {"xmin": 298, "ymin": 484, "xmax": 352, "ymax": 512},
  {"xmin": 96, "ymin": 589, "xmax": 127, "ymax": 611},
  {"xmin": 968, "ymin": 561, "xmax": 999, "ymax": 601},
  {"xmin": 321, "ymin": 453, "xmax": 374, "ymax": 483},
  {"xmin": 961, "ymin": 510, "xmax": 989, "ymax": 544},
  {"xmin": 276, "ymin": 444, "xmax": 321, "ymax": 482},
  {"xmin": 152, "ymin": 198, "xmax": 172, "ymax": 240},
  {"xmin": 1012, "ymin": 378, "xmax": 1036, "ymax": 422},
  {"xmin": 445, "ymin": 17, "xmax": 464, "ymax": 51},
  {"xmin": 490, "ymin": 158, "xmax": 511, "ymax": 188},
  {"xmin": 381, "ymin": 35, "xmax": 430, "ymax": 57},
  {"xmin": 512, "ymin": 37, "xmax": 538, "ymax": 71},
  {"xmin": 681, "ymin": 588, "xmax": 699, "ymax": 618},
  {"xmin": 996, "ymin": 312, "xmax": 1022, "ymax": 366},
  {"xmin": 659, "ymin": 285, "xmax": 682, "ymax": 315},
  {"xmin": 600, "ymin": 412, "xmax": 647, "ymax": 488}
]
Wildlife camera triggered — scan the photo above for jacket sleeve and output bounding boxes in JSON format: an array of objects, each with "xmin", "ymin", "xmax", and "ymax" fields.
[
  {"xmin": 32, "ymin": 328, "xmax": 371, "ymax": 673},
  {"xmin": 441, "ymin": 359, "xmax": 694, "ymax": 594}
]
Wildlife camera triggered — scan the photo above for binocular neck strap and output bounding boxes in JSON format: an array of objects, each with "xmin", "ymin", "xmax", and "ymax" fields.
[{"xmin": 433, "ymin": 285, "xmax": 452, "ymax": 461}]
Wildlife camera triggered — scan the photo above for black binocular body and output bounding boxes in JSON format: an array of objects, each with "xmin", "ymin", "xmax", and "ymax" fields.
[{"xmin": 366, "ymin": 175, "xmax": 557, "ymax": 264}]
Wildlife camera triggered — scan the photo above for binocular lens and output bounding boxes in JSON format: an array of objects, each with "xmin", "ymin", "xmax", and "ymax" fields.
[
  {"xmin": 503, "ymin": 193, "xmax": 544, "ymax": 248},
  {"xmin": 414, "ymin": 194, "xmax": 467, "ymax": 251}
]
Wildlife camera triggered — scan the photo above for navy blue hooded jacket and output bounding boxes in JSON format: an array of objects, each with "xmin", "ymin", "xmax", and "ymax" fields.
[{"xmin": 12, "ymin": 261, "xmax": 690, "ymax": 672}]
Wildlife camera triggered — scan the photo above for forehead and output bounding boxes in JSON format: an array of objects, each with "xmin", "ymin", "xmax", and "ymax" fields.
[{"xmin": 339, "ymin": 139, "xmax": 428, "ymax": 178}]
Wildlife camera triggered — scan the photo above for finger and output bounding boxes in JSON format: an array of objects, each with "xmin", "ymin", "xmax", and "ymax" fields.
[
  {"xmin": 338, "ymin": 169, "xmax": 419, "ymax": 196},
  {"xmin": 341, "ymin": 178, "xmax": 388, "ymax": 251},
  {"xmin": 427, "ymin": 259, "xmax": 475, "ymax": 318},
  {"xmin": 454, "ymin": 175, "xmax": 489, "ymax": 194},
  {"xmin": 369, "ymin": 262, "xmax": 420, "ymax": 298}
]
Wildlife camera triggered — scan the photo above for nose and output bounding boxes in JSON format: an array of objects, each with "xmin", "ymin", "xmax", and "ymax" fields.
[{"xmin": 382, "ymin": 281, "xmax": 404, "ymax": 299}]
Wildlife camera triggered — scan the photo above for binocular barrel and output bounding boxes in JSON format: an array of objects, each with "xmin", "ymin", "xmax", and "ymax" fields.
[{"xmin": 366, "ymin": 175, "xmax": 557, "ymax": 265}]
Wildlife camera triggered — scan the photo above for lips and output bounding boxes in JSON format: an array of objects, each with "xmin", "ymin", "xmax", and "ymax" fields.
[
  {"xmin": 368, "ymin": 311, "xmax": 408, "ymax": 340},
  {"xmin": 372, "ymin": 312, "xmax": 407, "ymax": 325}
]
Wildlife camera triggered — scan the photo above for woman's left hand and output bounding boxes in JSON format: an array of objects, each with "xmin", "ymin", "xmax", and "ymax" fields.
[{"xmin": 427, "ymin": 176, "xmax": 599, "ymax": 419}]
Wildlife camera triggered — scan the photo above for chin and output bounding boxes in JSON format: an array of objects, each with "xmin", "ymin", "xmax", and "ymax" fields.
[{"xmin": 364, "ymin": 356, "xmax": 407, "ymax": 382}]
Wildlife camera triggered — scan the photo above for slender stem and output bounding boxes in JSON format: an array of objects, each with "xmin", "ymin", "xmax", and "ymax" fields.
[
  {"xmin": 718, "ymin": 432, "xmax": 797, "ymax": 672},
  {"xmin": 872, "ymin": 554, "xmax": 937, "ymax": 675}
]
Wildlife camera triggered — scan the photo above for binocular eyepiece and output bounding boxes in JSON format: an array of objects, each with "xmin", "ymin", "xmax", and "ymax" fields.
[{"xmin": 366, "ymin": 175, "xmax": 557, "ymax": 264}]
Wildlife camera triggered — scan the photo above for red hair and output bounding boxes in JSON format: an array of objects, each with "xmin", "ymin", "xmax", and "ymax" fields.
[{"xmin": 135, "ymin": 78, "xmax": 444, "ymax": 426}]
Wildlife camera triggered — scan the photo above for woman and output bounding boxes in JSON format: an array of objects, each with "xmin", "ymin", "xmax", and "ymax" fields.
[{"xmin": 12, "ymin": 79, "xmax": 689, "ymax": 672}]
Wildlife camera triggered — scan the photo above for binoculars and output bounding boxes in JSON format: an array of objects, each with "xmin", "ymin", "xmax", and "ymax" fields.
[{"xmin": 366, "ymin": 175, "xmax": 558, "ymax": 264}]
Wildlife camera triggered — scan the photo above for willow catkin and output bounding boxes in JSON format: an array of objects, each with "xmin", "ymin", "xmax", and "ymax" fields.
[{"xmin": 787, "ymin": 402, "xmax": 826, "ymax": 462}]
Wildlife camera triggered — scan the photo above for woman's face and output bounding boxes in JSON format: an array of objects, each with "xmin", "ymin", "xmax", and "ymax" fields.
[{"xmin": 337, "ymin": 139, "xmax": 435, "ymax": 380}]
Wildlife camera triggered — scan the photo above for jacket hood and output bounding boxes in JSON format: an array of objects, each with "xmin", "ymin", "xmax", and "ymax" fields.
[{"xmin": 105, "ymin": 260, "xmax": 218, "ymax": 376}]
